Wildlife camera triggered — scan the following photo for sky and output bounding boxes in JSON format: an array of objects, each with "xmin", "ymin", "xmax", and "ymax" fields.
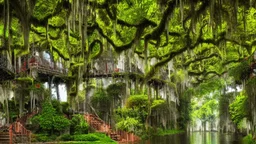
[{"xmin": 44, "ymin": 83, "xmax": 67, "ymax": 102}]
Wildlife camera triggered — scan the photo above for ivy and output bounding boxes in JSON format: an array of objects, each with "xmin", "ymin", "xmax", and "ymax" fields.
[{"xmin": 229, "ymin": 91, "xmax": 248, "ymax": 125}]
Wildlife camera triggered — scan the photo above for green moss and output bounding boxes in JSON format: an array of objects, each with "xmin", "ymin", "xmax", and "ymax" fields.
[
  {"xmin": 14, "ymin": 49, "xmax": 30, "ymax": 57},
  {"xmin": 49, "ymin": 15, "xmax": 65, "ymax": 27},
  {"xmin": 33, "ymin": 0, "xmax": 58, "ymax": 20},
  {"xmin": 151, "ymin": 99, "xmax": 166, "ymax": 109},
  {"xmin": 15, "ymin": 77, "xmax": 34, "ymax": 83}
]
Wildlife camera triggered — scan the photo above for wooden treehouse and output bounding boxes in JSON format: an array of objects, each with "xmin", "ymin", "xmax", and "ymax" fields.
[
  {"xmin": 86, "ymin": 54, "xmax": 144, "ymax": 79},
  {"xmin": 16, "ymin": 51, "xmax": 68, "ymax": 82},
  {"xmin": 0, "ymin": 53, "xmax": 15, "ymax": 81}
]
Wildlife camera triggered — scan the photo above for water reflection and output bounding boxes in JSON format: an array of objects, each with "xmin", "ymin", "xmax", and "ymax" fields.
[{"xmin": 133, "ymin": 132, "xmax": 243, "ymax": 144}]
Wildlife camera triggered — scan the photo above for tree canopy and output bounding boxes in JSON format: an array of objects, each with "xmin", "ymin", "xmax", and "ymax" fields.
[{"xmin": 1, "ymin": 0, "xmax": 255, "ymax": 86}]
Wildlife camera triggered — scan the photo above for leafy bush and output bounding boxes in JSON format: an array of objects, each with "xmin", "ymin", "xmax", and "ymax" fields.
[
  {"xmin": 51, "ymin": 99, "xmax": 62, "ymax": 114},
  {"xmin": 61, "ymin": 102, "xmax": 70, "ymax": 114},
  {"xmin": 59, "ymin": 134, "xmax": 74, "ymax": 141},
  {"xmin": 116, "ymin": 117, "xmax": 140, "ymax": 132},
  {"xmin": 74, "ymin": 134, "xmax": 100, "ymax": 141},
  {"xmin": 229, "ymin": 91, "xmax": 248, "ymax": 125},
  {"xmin": 31, "ymin": 101, "xmax": 70, "ymax": 135},
  {"xmin": 106, "ymin": 82, "xmax": 126, "ymax": 99},
  {"xmin": 35, "ymin": 134, "xmax": 48, "ymax": 142},
  {"xmin": 229, "ymin": 60, "xmax": 251, "ymax": 82},
  {"xmin": 126, "ymin": 95, "xmax": 148, "ymax": 109},
  {"xmin": 91, "ymin": 88, "xmax": 110, "ymax": 111},
  {"xmin": 243, "ymin": 134, "xmax": 256, "ymax": 144},
  {"xmin": 71, "ymin": 114, "xmax": 89, "ymax": 134}
]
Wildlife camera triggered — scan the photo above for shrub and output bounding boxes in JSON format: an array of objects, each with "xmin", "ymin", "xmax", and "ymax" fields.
[
  {"xmin": 74, "ymin": 134, "xmax": 100, "ymax": 141},
  {"xmin": 59, "ymin": 134, "xmax": 74, "ymax": 141},
  {"xmin": 34, "ymin": 134, "xmax": 49, "ymax": 142},
  {"xmin": 70, "ymin": 114, "xmax": 89, "ymax": 134},
  {"xmin": 126, "ymin": 95, "xmax": 148, "ymax": 109},
  {"xmin": 31, "ymin": 101, "xmax": 70, "ymax": 135},
  {"xmin": 243, "ymin": 134, "xmax": 256, "ymax": 144}
]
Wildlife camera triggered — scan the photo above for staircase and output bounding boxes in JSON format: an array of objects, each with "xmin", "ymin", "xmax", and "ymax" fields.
[
  {"xmin": 84, "ymin": 113, "xmax": 140, "ymax": 142},
  {"xmin": 0, "ymin": 132, "xmax": 10, "ymax": 144},
  {"xmin": 9, "ymin": 121, "xmax": 31, "ymax": 144}
]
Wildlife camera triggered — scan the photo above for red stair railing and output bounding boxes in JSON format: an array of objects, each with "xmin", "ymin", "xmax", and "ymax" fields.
[
  {"xmin": 84, "ymin": 113, "xmax": 140, "ymax": 143},
  {"xmin": 9, "ymin": 121, "xmax": 31, "ymax": 144}
]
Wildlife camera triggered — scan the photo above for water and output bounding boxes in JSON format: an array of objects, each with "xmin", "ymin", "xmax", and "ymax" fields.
[{"xmin": 135, "ymin": 132, "xmax": 243, "ymax": 144}]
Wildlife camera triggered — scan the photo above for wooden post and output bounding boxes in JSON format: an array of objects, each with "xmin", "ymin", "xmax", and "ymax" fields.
[{"xmin": 9, "ymin": 125, "xmax": 12, "ymax": 144}]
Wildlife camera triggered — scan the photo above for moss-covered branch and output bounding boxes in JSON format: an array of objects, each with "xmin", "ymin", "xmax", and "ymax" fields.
[{"xmin": 184, "ymin": 53, "xmax": 220, "ymax": 67}]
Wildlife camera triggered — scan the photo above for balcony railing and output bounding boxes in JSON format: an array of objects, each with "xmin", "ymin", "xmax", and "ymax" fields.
[{"xmin": 17, "ymin": 55, "xmax": 68, "ymax": 77}]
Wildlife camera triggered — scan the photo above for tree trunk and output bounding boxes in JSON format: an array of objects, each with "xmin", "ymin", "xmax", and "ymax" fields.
[
  {"xmin": 19, "ymin": 93, "xmax": 23, "ymax": 118},
  {"xmin": 56, "ymin": 83, "xmax": 60, "ymax": 101}
]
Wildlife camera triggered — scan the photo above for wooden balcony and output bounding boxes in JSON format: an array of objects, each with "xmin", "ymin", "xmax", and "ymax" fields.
[
  {"xmin": 0, "ymin": 54, "xmax": 15, "ymax": 81},
  {"xmin": 17, "ymin": 55, "xmax": 68, "ymax": 81}
]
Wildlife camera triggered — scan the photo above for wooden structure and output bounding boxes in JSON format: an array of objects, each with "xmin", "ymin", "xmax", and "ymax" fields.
[
  {"xmin": 16, "ymin": 51, "xmax": 68, "ymax": 82},
  {"xmin": 9, "ymin": 121, "xmax": 31, "ymax": 144},
  {"xmin": 0, "ymin": 54, "xmax": 14, "ymax": 81}
]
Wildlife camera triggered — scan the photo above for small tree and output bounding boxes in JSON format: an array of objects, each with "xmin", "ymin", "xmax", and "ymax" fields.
[{"xmin": 32, "ymin": 101, "xmax": 70, "ymax": 135}]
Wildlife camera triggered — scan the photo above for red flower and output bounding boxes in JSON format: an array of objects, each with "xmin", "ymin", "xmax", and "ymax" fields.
[{"xmin": 35, "ymin": 83, "xmax": 41, "ymax": 88}]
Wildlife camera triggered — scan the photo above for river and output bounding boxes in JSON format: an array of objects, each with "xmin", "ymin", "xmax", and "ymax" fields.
[{"xmin": 133, "ymin": 132, "xmax": 243, "ymax": 144}]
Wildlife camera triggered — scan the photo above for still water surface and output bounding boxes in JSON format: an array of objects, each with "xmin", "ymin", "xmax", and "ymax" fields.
[{"xmin": 134, "ymin": 132, "xmax": 243, "ymax": 144}]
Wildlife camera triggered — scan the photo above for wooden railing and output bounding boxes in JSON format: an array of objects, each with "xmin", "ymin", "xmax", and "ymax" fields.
[
  {"xmin": 16, "ymin": 110, "xmax": 38, "ymax": 126},
  {"xmin": 9, "ymin": 121, "xmax": 31, "ymax": 144},
  {"xmin": 29, "ymin": 56, "xmax": 68, "ymax": 75}
]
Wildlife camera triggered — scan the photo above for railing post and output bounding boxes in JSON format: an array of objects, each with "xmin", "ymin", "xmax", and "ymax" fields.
[{"xmin": 9, "ymin": 125, "xmax": 12, "ymax": 144}]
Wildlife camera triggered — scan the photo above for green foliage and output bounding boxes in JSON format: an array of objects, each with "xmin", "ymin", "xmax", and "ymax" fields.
[
  {"xmin": 106, "ymin": 82, "xmax": 126, "ymax": 99},
  {"xmin": 229, "ymin": 91, "xmax": 248, "ymax": 125},
  {"xmin": 61, "ymin": 102, "xmax": 70, "ymax": 114},
  {"xmin": 194, "ymin": 79, "xmax": 225, "ymax": 97},
  {"xmin": 73, "ymin": 133, "xmax": 115, "ymax": 143},
  {"xmin": 51, "ymin": 99, "xmax": 62, "ymax": 114},
  {"xmin": 151, "ymin": 99, "xmax": 166, "ymax": 110},
  {"xmin": 70, "ymin": 114, "xmax": 89, "ymax": 135},
  {"xmin": 31, "ymin": 101, "xmax": 70, "ymax": 134},
  {"xmin": 126, "ymin": 95, "xmax": 148, "ymax": 110},
  {"xmin": 32, "ymin": 134, "xmax": 57, "ymax": 142},
  {"xmin": 59, "ymin": 134, "xmax": 74, "ymax": 141},
  {"xmin": 177, "ymin": 94, "xmax": 192, "ymax": 130},
  {"xmin": 15, "ymin": 77, "xmax": 34, "ymax": 84},
  {"xmin": 91, "ymin": 88, "xmax": 110, "ymax": 115},
  {"xmin": 243, "ymin": 134, "xmax": 256, "ymax": 144},
  {"xmin": 229, "ymin": 59, "xmax": 251, "ymax": 82},
  {"xmin": 74, "ymin": 134, "xmax": 99, "ymax": 141},
  {"xmin": 192, "ymin": 99, "xmax": 218, "ymax": 122},
  {"xmin": 33, "ymin": 0, "xmax": 60, "ymax": 20},
  {"xmin": 116, "ymin": 117, "xmax": 141, "ymax": 132}
]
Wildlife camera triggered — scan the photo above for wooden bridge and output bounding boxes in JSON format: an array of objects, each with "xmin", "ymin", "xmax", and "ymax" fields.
[{"xmin": 0, "ymin": 54, "xmax": 15, "ymax": 81}]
